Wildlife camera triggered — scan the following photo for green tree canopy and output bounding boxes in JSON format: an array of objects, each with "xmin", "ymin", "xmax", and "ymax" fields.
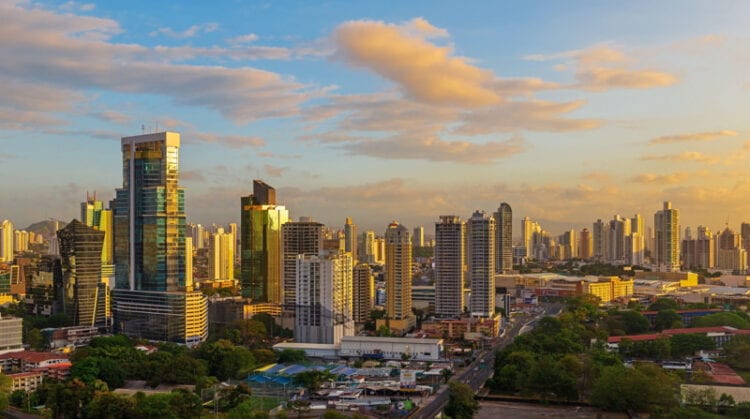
[
  {"xmin": 654, "ymin": 309, "xmax": 683, "ymax": 331},
  {"xmin": 692, "ymin": 312, "xmax": 750, "ymax": 329},
  {"xmin": 445, "ymin": 381, "xmax": 480, "ymax": 419}
]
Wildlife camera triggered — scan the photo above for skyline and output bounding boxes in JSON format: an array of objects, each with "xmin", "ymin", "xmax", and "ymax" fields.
[{"xmin": 3, "ymin": 1, "xmax": 750, "ymax": 234}]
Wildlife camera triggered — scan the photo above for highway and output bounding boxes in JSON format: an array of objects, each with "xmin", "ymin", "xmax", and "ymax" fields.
[{"xmin": 411, "ymin": 305, "xmax": 560, "ymax": 419}]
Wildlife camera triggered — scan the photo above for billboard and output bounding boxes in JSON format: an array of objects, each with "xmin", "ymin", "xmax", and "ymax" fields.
[{"xmin": 400, "ymin": 369, "xmax": 417, "ymax": 389}]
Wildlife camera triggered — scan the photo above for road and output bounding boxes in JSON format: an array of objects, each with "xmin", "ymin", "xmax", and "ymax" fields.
[{"xmin": 412, "ymin": 305, "xmax": 560, "ymax": 419}]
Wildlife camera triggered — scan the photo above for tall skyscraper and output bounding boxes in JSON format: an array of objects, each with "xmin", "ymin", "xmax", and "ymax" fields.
[
  {"xmin": 344, "ymin": 217, "xmax": 357, "ymax": 263},
  {"xmin": 360, "ymin": 231, "xmax": 376, "ymax": 264},
  {"xmin": 592, "ymin": 219, "xmax": 605, "ymax": 260},
  {"xmin": 378, "ymin": 222, "xmax": 415, "ymax": 334},
  {"xmin": 0, "ymin": 220, "xmax": 14, "ymax": 263},
  {"xmin": 493, "ymin": 203, "xmax": 512, "ymax": 273},
  {"xmin": 240, "ymin": 180, "xmax": 288, "ymax": 303},
  {"xmin": 353, "ymin": 263, "xmax": 374, "ymax": 325},
  {"xmin": 281, "ymin": 218, "xmax": 323, "ymax": 328},
  {"xmin": 468, "ymin": 211, "xmax": 495, "ymax": 317},
  {"xmin": 628, "ymin": 214, "xmax": 645, "ymax": 265},
  {"xmin": 654, "ymin": 201, "xmax": 680, "ymax": 272},
  {"xmin": 57, "ymin": 220, "xmax": 107, "ymax": 327},
  {"xmin": 741, "ymin": 222, "xmax": 750, "ymax": 252},
  {"xmin": 606, "ymin": 215, "xmax": 630, "ymax": 263},
  {"xmin": 80, "ymin": 193, "xmax": 114, "ymax": 292},
  {"xmin": 717, "ymin": 227, "xmax": 747, "ymax": 271},
  {"xmin": 294, "ymin": 251, "xmax": 354, "ymax": 344},
  {"xmin": 413, "ymin": 226, "xmax": 424, "ymax": 247},
  {"xmin": 558, "ymin": 229, "xmax": 577, "ymax": 260},
  {"xmin": 111, "ymin": 132, "xmax": 207, "ymax": 344},
  {"xmin": 185, "ymin": 237, "xmax": 193, "ymax": 290},
  {"xmin": 208, "ymin": 228, "xmax": 234, "ymax": 280},
  {"xmin": 682, "ymin": 226, "xmax": 714, "ymax": 270},
  {"xmin": 434, "ymin": 215, "xmax": 465, "ymax": 318},
  {"xmin": 579, "ymin": 228, "xmax": 592, "ymax": 259}
]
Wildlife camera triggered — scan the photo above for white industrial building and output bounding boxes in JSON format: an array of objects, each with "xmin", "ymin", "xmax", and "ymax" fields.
[{"xmin": 273, "ymin": 336, "xmax": 444, "ymax": 361}]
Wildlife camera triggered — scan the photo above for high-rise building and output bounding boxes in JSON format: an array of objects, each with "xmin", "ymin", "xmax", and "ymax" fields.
[
  {"xmin": 208, "ymin": 229, "xmax": 234, "ymax": 280},
  {"xmin": 360, "ymin": 231, "xmax": 376, "ymax": 264},
  {"xmin": 111, "ymin": 132, "xmax": 207, "ymax": 344},
  {"xmin": 628, "ymin": 214, "xmax": 645, "ymax": 265},
  {"xmin": 682, "ymin": 226, "xmax": 714, "ymax": 270},
  {"xmin": 606, "ymin": 215, "xmax": 630, "ymax": 263},
  {"xmin": 80, "ymin": 192, "xmax": 115, "ymax": 297},
  {"xmin": 717, "ymin": 227, "xmax": 747, "ymax": 272},
  {"xmin": 377, "ymin": 222, "xmax": 415, "ymax": 334},
  {"xmin": 434, "ymin": 215, "xmax": 465, "ymax": 318},
  {"xmin": 413, "ymin": 226, "xmax": 425, "ymax": 247},
  {"xmin": 467, "ymin": 211, "xmax": 495, "ymax": 317},
  {"xmin": 240, "ymin": 180, "xmax": 288, "ymax": 303},
  {"xmin": 294, "ymin": 251, "xmax": 354, "ymax": 344},
  {"xmin": 228, "ymin": 223, "xmax": 238, "ymax": 257},
  {"xmin": 344, "ymin": 218, "xmax": 357, "ymax": 263},
  {"xmin": 13, "ymin": 230, "xmax": 28, "ymax": 253},
  {"xmin": 579, "ymin": 228, "xmax": 592, "ymax": 259},
  {"xmin": 281, "ymin": 218, "xmax": 323, "ymax": 328},
  {"xmin": 741, "ymin": 222, "xmax": 750, "ymax": 251},
  {"xmin": 353, "ymin": 264, "xmax": 374, "ymax": 326},
  {"xmin": 0, "ymin": 220, "xmax": 13, "ymax": 263},
  {"xmin": 57, "ymin": 219, "xmax": 107, "ymax": 327},
  {"xmin": 654, "ymin": 201, "xmax": 680, "ymax": 272},
  {"xmin": 592, "ymin": 219, "xmax": 605, "ymax": 260},
  {"xmin": 493, "ymin": 203, "xmax": 512, "ymax": 273},
  {"xmin": 373, "ymin": 237, "xmax": 386, "ymax": 264},
  {"xmin": 558, "ymin": 229, "xmax": 577, "ymax": 260},
  {"xmin": 185, "ymin": 237, "xmax": 193, "ymax": 290}
]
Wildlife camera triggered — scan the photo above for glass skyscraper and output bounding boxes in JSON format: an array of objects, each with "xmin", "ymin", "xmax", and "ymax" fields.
[
  {"xmin": 111, "ymin": 132, "xmax": 206, "ymax": 344},
  {"xmin": 240, "ymin": 180, "xmax": 288, "ymax": 303},
  {"xmin": 57, "ymin": 219, "xmax": 107, "ymax": 327}
]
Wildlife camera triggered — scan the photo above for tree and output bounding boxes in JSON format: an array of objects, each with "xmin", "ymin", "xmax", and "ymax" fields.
[
  {"xmin": 277, "ymin": 349, "xmax": 306, "ymax": 364},
  {"xmin": 670, "ymin": 333, "xmax": 715, "ymax": 358},
  {"xmin": 252, "ymin": 349, "xmax": 277, "ymax": 365},
  {"xmin": 441, "ymin": 368, "xmax": 453, "ymax": 384},
  {"xmin": 654, "ymin": 309, "xmax": 683, "ymax": 331},
  {"xmin": 618, "ymin": 311, "xmax": 651, "ymax": 335},
  {"xmin": 26, "ymin": 328, "xmax": 45, "ymax": 351},
  {"xmin": 376, "ymin": 325, "xmax": 391, "ymax": 337},
  {"xmin": 84, "ymin": 392, "xmax": 137, "ymax": 419},
  {"xmin": 723, "ymin": 335, "xmax": 750, "ymax": 370},
  {"xmin": 591, "ymin": 363, "xmax": 677, "ymax": 413},
  {"xmin": 649, "ymin": 298, "xmax": 679, "ymax": 312},
  {"xmin": 194, "ymin": 340, "xmax": 255, "ymax": 381},
  {"xmin": 693, "ymin": 312, "xmax": 750, "ymax": 329},
  {"xmin": 445, "ymin": 381, "xmax": 479, "ymax": 419},
  {"xmin": 293, "ymin": 370, "xmax": 335, "ymax": 393}
]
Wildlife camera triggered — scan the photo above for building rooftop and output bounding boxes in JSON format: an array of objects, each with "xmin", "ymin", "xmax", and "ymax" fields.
[
  {"xmin": 341, "ymin": 336, "xmax": 443, "ymax": 344},
  {"xmin": 0, "ymin": 351, "xmax": 68, "ymax": 363}
]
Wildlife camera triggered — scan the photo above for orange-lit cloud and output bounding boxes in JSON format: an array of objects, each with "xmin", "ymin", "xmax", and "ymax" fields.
[
  {"xmin": 630, "ymin": 173, "xmax": 689, "ymax": 184},
  {"xmin": 526, "ymin": 44, "xmax": 677, "ymax": 91},
  {"xmin": 642, "ymin": 151, "xmax": 720, "ymax": 164},
  {"xmin": 334, "ymin": 18, "xmax": 501, "ymax": 107},
  {"xmin": 649, "ymin": 130, "xmax": 738, "ymax": 145}
]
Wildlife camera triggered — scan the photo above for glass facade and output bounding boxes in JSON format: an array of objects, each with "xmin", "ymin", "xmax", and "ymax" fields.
[
  {"xmin": 57, "ymin": 220, "xmax": 107, "ymax": 327},
  {"xmin": 113, "ymin": 132, "xmax": 186, "ymax": 292},
  {"xmin": 112, "ymin": 289, "xmax": 207, "ymax": 344},
  {"xmin": 111, "ymin": 132, "xmax": 206, "ymax": 344},
  {"xmin": 240, "ymin": 197, "xmax": 288, "ymax": 303}
]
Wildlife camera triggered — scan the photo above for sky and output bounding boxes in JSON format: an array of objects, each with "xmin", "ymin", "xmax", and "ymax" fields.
[{"xmin": 2, "ymin": 0, "xmax": 750, "ymax": 237}]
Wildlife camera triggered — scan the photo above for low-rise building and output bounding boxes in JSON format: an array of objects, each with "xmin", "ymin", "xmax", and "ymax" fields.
[
  {"xmin": 634, "ymin": 271, "xmax": 698, "ymax": 287},
  {"xmin": 421, "ymin": 315, "xmax": 501, "ymax": 340},
  {"xmin": 576, "ymin": 276, "xmax": 634, "ymax": 303},
  {"xmin": 8, "ymin": 371, "xmax": 44, "ymax": 392},
  {"xmin": 607, "ymin": 326, "xmax": 750, "ymax": 351},
  {"xmin": 339, "ymin": 336, "xmax": 443, "ymax": 361},
  {"xmin": 0, "ymin": 351, "xmax": 71, "ymax": 377}
]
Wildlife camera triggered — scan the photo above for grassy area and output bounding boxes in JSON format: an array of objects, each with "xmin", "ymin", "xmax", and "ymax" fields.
[{"xmin": 244, "ymin": 396, "xmax": 284, "ymax": 411}]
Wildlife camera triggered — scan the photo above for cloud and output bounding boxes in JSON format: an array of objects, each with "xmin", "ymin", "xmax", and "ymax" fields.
[
  {"xmin": 59, "ymin": 1, "xmax": 95, "ymax": 12},
  {"xmin": 577, "ymin": 67, "xmax": 677, "ymax": 91},
  {"xmin": 527, "ymin": 44, "xmax": 677, "ymax": 91},
  {"xmin": 263, "ymin": 164, "xmax": 286, "ymax": 177},
  {"xmin": 649, "ymin": 130, "xmax": 739, "ymax": 145},
  {"xmin": 630, "ymin": 172, "xmax": 688, "ymax": 184},
  {"xmin": 91, "ymin": 110, "xmax": 131, "ymax": 125},
  {"xmin": 582, "ymin": 171, "xmax": 612, "ymax": 183},
  {"xmin": 181, "ymin": 170, "xmax": 206, "ymax": 182},
  {"xmin": 227, "ymin": 33, "xmax": 259, "ymax": 45},
  {"xmin": 341, "ymin": 135, "xmax": 527, "ymax": 164},
  {"xmin": 0, "ymin": 153, "xmax": 15, "ymax": 162},
  {"xmin": 333, "ymin": 18, "xmax": 501, "ymax": 106},
  {"xmin": 642, "ymin": 151, "xmax": 719, "ymax": 164},
  {"xmin": 187, "ymin": 132, "xmax": 266, "ymax": 148},
  {"xmin": 150, "ymin": 23, "xmax": 219, "ymax": 39},
  {"xmin": 0, "ymin": 2, "xmax": 313, "ymax": 127},
  {"xmin": 454, "ymin": 99, "xmax": 601, "ymax": 135}
]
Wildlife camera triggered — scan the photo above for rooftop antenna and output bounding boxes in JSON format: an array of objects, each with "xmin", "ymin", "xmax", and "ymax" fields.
[{"xmin": 141, "ymin": 124, "xmax": 146, "ymax": 134}]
